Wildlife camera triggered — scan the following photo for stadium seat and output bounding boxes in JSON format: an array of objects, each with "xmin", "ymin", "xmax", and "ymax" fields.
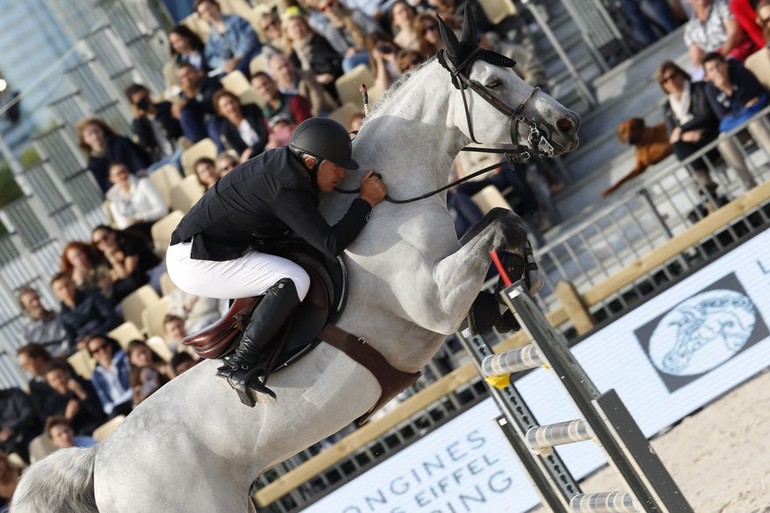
[
  {"xmin": 147, "ymin": 335, "xmax": 175, "ymax": 363},
  {"xmin": 746, "ymin": 48, "xmax": 770, "ymax": 90},
  {"xmin": 92, "ymin": 415, "xmax": 126, "ymax": 442},
  {"xmin": 181, "ymin": 13, "xmax": 211, "ymax": 41},
  {"xmin": 329, "ymin": 102, "xmax": 363, "ymax": 130},
  {"xmin": 472, "ymin": 185, "xmax": 511, "ymax": 214},
  {"xmin": 151, "ymin": 210, "xmax": 185, "ymax": 256},
  {"xmin": 28, "ymin": 434, "xmax": 57, "ymax": 464},
  {"xmin": 108, "ymin": 321, "xmax": 145, "ymax": 349},
  {"xmin": 141, "ymin": 297, "xmax": 170, "ymax": 340},
  {"xmin": 169, "ymin": 175, "xmax": 206, "ymax": 213},
  {"xmin": 335, "ymin": 65, "xmax": 383, "ymax": 107},
  {"xmin": 120, "ymin": 285, "xmax": 162, "ymax": 331},
  {"xmin": 149, "ymin": 164, "xmax": 183, "ymax": 206},
  {"xmin": 477, "ymin": 0, "xmax": 517, "ymax": 25},
  {"xmin": 66, "ymin": 349, "xmax": 96, "ymax": 381},
  {"xmin": 160, "ymin": 272, "xmax": 178, "ymax": 297},
  {"xmin": 221, "ymin": 70, "xmax": 261, "ymax": 106},
  {"xmin": 181, "ymin": 138, "xmax": 218, "ymax": 177}
]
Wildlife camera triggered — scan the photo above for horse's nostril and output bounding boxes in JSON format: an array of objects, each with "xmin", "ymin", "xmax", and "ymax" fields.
[{"xmin": 557, "ymin": 118, "xmax": 574, "ymax": 133}]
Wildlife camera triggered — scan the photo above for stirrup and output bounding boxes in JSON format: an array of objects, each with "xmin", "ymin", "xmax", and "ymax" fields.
[{"xmin": 217, "ymin": 366, "xmax": 277, "ymax": 407}]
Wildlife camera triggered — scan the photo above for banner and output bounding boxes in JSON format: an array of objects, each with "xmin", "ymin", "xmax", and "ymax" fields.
[{"xmin": 304, "ymin": 228, "xmax": 770, "ymax": 512}]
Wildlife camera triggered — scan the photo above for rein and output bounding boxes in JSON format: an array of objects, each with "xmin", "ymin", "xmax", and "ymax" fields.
[{"xmin": 334, "ymin": 153, "xmax": 522, "ymax": 204}]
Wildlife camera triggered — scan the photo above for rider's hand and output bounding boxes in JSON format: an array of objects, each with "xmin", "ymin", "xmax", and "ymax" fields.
[{"xmin": 359, "ymin": 171, "xmax": 387, "ymax": 207}]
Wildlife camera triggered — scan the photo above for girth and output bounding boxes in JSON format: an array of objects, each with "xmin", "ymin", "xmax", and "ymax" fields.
[{"xmin": 320, "ymin": 324, "xmax": 421, "ymax": 425}]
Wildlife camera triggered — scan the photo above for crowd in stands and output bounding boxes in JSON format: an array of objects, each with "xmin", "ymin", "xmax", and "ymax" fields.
[{"xmin": 6, "ymin": 0, "xmax": 770, "ymax": 501}]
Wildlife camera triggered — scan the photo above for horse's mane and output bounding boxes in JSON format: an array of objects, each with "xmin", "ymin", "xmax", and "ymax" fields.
[{"xmin": 364, "ymin": 57, "xmax": 437, "ymax": 120}]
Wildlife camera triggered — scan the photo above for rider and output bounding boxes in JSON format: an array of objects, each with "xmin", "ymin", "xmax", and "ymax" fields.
[{"xmin": 166, "ymin": 117, "xmax": 387, "ymax": 406}]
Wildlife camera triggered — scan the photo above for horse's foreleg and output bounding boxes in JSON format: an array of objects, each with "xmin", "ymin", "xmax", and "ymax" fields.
[{"xmin": 430, "ymin": 208, "xmax": 536, "ymax": 333}]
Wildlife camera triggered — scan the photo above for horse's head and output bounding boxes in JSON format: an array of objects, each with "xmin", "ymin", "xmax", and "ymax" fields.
[{"xmin": 437, "ymin": 10, "xmax": 580, "ymax": 157}]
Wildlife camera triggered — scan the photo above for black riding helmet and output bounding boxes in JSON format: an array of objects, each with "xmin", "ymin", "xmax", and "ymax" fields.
[{"xmin": 289, "ymin": 117, "xmax": 359, "ymax": 170}]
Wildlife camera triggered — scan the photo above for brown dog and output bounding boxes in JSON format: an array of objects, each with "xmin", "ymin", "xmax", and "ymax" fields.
[{"xmin": 603, "ymin": 118, "xmax": 673, "ymax": 196}]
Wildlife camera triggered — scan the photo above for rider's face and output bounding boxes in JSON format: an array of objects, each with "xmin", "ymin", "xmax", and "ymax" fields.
[{"xmin": 316, "ymin": 160, "xmax": 345, "ymax": 192}]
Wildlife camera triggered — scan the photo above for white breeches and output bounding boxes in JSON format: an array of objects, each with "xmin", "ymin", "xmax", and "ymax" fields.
[{"xmin": 166, "ymin": 242, "xmax": 310, "ymax": 301}]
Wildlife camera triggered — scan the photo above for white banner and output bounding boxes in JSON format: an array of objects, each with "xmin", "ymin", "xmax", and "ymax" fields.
[{"xmin": 304, "ymin": 228, "xmax": 770, "ymax": 512}]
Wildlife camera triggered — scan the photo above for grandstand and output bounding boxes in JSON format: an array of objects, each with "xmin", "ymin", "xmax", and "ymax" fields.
[{"xmin": 1, "ymin": 0, "xmax": 770, "ymax": 511}]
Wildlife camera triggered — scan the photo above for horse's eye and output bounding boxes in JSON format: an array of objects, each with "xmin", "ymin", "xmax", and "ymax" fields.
[{"xmin": 486, "ymin": 80, "xmax": 502, "ymax": 89}]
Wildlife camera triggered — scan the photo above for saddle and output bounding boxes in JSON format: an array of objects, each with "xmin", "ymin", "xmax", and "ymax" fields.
[{"xmin": 182, "ymin": 241, "xmax": 421, "ymax": 424}]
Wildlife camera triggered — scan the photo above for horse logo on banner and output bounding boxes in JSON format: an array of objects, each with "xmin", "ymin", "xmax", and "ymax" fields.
[{"xmin": 648, "ymin": 289, "xmax": 756, "ymax": 376}]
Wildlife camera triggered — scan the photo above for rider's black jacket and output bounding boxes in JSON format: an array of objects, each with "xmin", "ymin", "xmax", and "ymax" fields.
[{"xmin": 170, "ymin": 147, "xmax": 371, "ymax": 261}]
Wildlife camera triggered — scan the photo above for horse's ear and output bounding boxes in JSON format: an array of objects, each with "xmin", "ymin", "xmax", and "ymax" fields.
[
  {"xmin": 437, "ymin": 14, "xmax": 461, "ymax": 63},
  {"xmin": 460, "ymin": 4, "xmax": 476, "ymax": 45}
]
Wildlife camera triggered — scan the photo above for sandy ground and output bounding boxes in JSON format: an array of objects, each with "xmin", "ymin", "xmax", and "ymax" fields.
[{"xmin": 530, "ymin": 368, "xmax": 770, "ymax": 513}]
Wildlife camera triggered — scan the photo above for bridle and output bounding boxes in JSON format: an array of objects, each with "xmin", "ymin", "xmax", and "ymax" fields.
[
  {"xmin": 335, "ymin": 50, "xmax": 559, "ymax": 204},
  {"xmin": 439, "ymin": 47, "xmax": 556, "ymax": 161}
]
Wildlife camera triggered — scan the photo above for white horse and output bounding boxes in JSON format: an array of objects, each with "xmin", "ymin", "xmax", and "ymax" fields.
[{"xmin": 13, "ymin": 15, "xmax": 579, "ymax": 513}]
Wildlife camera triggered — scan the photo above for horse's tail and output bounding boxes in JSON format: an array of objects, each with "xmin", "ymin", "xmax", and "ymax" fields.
[{"xmin": 12, "ymin": 447, "xmax": 98, "ymax": 513}]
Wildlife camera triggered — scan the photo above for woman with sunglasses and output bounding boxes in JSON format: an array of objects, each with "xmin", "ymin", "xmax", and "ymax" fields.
[
  {"xmin": 91, "ymin": 225, "xmax": 164, "ymax": 302},
  {"xmin": 659, "ymin": 60, "xmax": 753, "ymax": 205},
  {"xmin": 85, "ymin": 334, "xmax": 133, "ymax": 418}
]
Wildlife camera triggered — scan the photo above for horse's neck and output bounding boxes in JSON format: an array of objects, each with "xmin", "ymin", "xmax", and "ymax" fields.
[{"xmin": 351, "ymin": 62, "xmax": 468, "ymax": 199}]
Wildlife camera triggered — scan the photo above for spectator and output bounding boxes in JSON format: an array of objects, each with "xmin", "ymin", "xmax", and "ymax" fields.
[
  {"xmin": 50, "ymin": 272, "xmax": 121, "ymax": 349},
  {"xmin": 390, "ymin": 1, "xmax": 419, "ymax": 51},
  {"xmin": 447, "ymin": 188, "xmax": 484, "ymax": 238},
  {"xmin": 0, "ymin": 452, "xmax": 22, "ymax": 509},
  {"xmin": 257, "ymin": 7, "xmax": 284, "ymax": 49},
  {"xmin": 76, "ymin": 118, "xmax": 152, "ymax": 194},
  {"xmin": 658, "ymin": 60, "xmax": 750, "ymax": 204},
  {"xmin": 124, "ymin": 83, "xmax": 183, "ymax": 167},
  {"xmin": 265, "ymin": 114, "xmax": 299, "ymax": 149},
  {"xmin": 618, "ymin": 0, "xmax": 680, "ymax": 48},
  {"xmin": 370, "ymin": 39, "xmax": 401, "ymax": 91},
  {"xmin": 172, "ymin": 62, "xmax": 224, "ymax": 147},
  {"xmin": 166, "ymin": 286, "xmax": 221, "ymax": 333},
  {"xmin": 283, "ymin": 9, "xmax": 344, "ymax": 99},
  {"xmin": 213, "ymin": 89, "xmax": 269, "ymax": 162},
  {"xmin": 216, "ymin": 151, "xmax": 239, "ymax": 178},
  {"xmin": 195, "ymin": 0, "xmax": 261, "ymax": 76},
  {"xmin": 268, "ymin": 53, "xmax": 338, "ymax": 116},
  {"xmin": 169, "ymin": 352, "xmax": 198, "ymax": 377},
  {"xmin": 395, "ymin": 48, "xmax": 426, "ymax": 75},
  {"xmin": 163, "ymin": 314, "xmax": 204, "ymax": 361},
  {"xmin": 130, "ymin": 365, "xmax": 168, "ymax": 406},
  {"xmin": 126, "ymin": 339, "xmax": 169, "ymax": 378},
  {"xmin": 349, "ymin": 111, "xmax": 365, "ymax": 131},
  {"xmin": 703, "ymin": 51, "xmax": 769, "ymax": 188},
  {"xmin": 45, "ymin": 415, "xmax": 97, "ymax": 450},
  {"xmin": 0, "ymin": 388, "xmax": 39, "ymax": 463},
  {"xmin": 684, "ymin": 0, "xmax": 754, "ymax": 76},
  {"xmin": 60, "ymin": 241, "xmax": 112, "ymax": 299},
  {"xmin": 85, "ymin": 334, "xmax": 132, "ymax": 417},
  {"xmin": 250, "ymin": 71, "xmax": 313, "ymax": 124},
  {"xmin": 91, "ymin": 225, "xmax": 164, "ymax": 299},
  {"xmin": 193, "ymin": 156, "xmax": 221, "ymax": 189},
  {"xmin": 42, "ymin": 361, "xmax": 105, "ymax": 436},
  {"xmin": 16, "ymin": 344, "xmax": 61, "ymax": 425},
  {"xmin": 731, "ymin": 0, "xmax": 766, "ymax": 49},
  {"xmin": 760, "ymin": 0, "xmax": 770, "ymax": 40},
  {"xmin": 105, "ymin": 162, "xmax": 169, "ymax": 237},
  {"xmin": 164, "ymin": 24, "xmax": 210, "ymax": 88},
  {"xmin": 414, "ymin": 13, "xmax": 443, "ymax": 58},
  {"xmin": 304, "ymin": 0, "xmax": 380, "ymax": 72},
  {"xmin": 16, "ymin": 287, "xmax": 71, "ymax": 357}
]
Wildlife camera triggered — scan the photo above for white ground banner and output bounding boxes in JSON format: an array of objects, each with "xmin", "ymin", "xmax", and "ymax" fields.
[{"xmin": 304, "ymin": 228, "xmax": 770, "ymax": 513}]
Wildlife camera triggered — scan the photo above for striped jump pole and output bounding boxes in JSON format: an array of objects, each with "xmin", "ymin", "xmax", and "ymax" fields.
[
  {"xmin": 570, "ymin": 492, "xmax": 637, "ymax": 513},
  {"xmin": 526, "ymin": 419, "xmax": 594, "ymax": 453}
]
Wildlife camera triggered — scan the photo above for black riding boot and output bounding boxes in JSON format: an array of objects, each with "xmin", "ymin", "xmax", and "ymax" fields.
[{"xmin": 216, "ymin": 278, "xmax": 301, "ymax": 406}]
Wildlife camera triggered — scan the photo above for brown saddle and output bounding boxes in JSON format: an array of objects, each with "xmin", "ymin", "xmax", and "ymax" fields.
[{"xmin": 182, "ymin": 242, "xmax": 420, "ymax": 424}]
